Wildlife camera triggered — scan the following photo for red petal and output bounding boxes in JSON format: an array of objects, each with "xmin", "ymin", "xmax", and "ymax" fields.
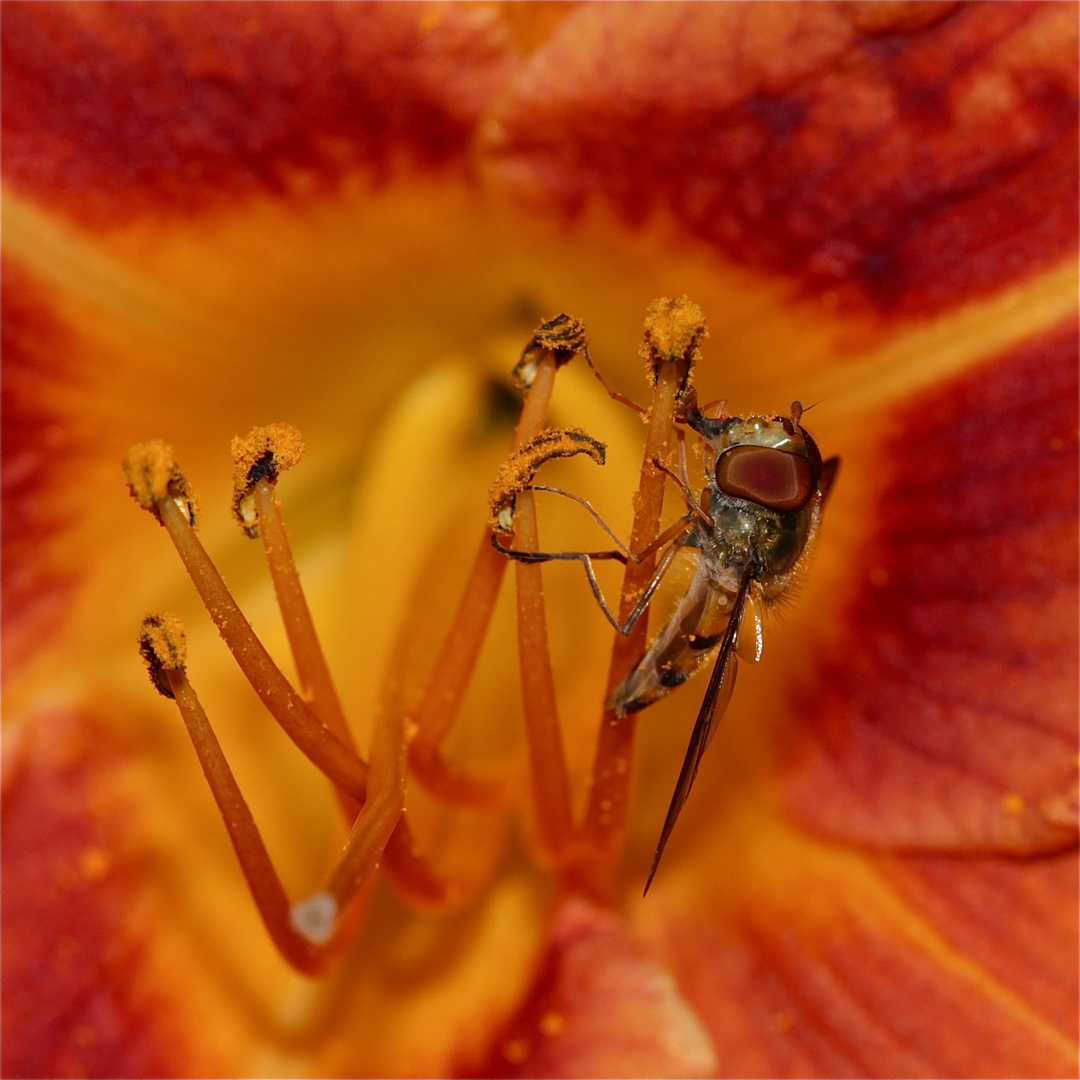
[
  {"xmin": 472, "ymin": 896, "xmax": 717, "ymax": 1079},
  {"xmin": 1, "ymin": 2, "xmax": 515, "ymax": 224},
  {"xmin": 0, "ymin": 261, "xmax": 82, "ymax": 676},
  {"xmin": 1, "ymin": 710, "xmax": 234, "ymax": 1078},
  {"xmin": 782, "ymin": 321, "xmax": 1078, "ymax": 853},
  {"xmin": 489, "ymin": 1, "xmax": 1078, "ymax": 314},
  {"xmin": 652, "ymin": 848, "xmax": 1077, "ymax": 1077},
  {"xmin": 877, "ymin": 850, "xmax": 1079, "ymax": 1042}
]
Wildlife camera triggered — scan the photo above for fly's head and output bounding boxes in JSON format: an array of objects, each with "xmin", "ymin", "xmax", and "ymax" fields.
[{"xmin": 691, "ymin": 402, "xmax": 832, "ymax": 592}]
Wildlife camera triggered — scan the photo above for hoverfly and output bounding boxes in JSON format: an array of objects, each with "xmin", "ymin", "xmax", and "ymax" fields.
[{"xmin": 496, "ymin": 387, "xmax": 839, "ymax": 891}]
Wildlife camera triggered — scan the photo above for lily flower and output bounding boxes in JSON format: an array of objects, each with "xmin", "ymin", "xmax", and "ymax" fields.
[{"xmin": 3, "ymin": 3, "xmax": 1076, "ymax": 1077}]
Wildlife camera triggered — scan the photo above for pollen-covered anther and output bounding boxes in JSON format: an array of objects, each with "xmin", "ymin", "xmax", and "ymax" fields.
[
  {"xmin": 639, "ymin": 295, "xmax": 708, "ymax": 387},
  {"xmin": 123, "ymin": 440, "xmax": 198, "ymax": 526},
  {"xmin": 138, "ymin": 613, "xmax": 188, "ymax": 699},
  {"xmin": 230, "ymin": 423, "xmax": 306, "ymax": 538},
  {"xmin": 513, "ymin": 313, "xmax": 588, "ymax": 390},
  {"xmin": 488, "ymin": 426, "xmax": 606, "ymax": 532}
]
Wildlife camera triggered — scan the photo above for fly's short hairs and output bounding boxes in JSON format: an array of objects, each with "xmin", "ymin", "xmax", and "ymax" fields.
[
  {"xmin": 488, "ymin": 426, "xmax": 607, "ymax": 533},
  {"xmin": 513, "ymin": 313, "xmax": 588, "ymax": 390},
  {"xmin": 138, "ymin": 613, "xmax": 187, "ymax": 698},
  {"xmin": 123, "ymin": 440, "xmax": 198, "ymax": 526},
  {"xmin": 639, "ymin": 295, "xmax": 708, "ymax": 387},
  {"xmin": 230, "ymin": 423, "xmax": 306, "ymax": 538}
]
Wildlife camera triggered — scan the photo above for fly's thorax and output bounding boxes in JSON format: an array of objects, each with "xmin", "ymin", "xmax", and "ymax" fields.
[{"xmin": 705, "ymin": 487, "xmax": 812, "ymax": 580}]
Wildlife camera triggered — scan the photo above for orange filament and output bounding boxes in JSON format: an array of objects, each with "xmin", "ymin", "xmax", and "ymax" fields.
[
  {"xmin": 154, "ymin": 494, "xmax": 368, "ymax": 800},
  {"xmin": 407, "ymin": 353, "xmax": 561, "ymax": 805},
  {"xmin": 511, "ymin": 486, "xmax": 574, "ymax": 861},
  {"xmin": 577, "ymin": 354, "xmax": 692, "ymax": 890},
  {"xmin": 137, "ymin": 615, "xmax": 347, "ymax": 975},
  {"xmin": 249, "ymin": 473, "xmax": 451, "ymax": 908}
]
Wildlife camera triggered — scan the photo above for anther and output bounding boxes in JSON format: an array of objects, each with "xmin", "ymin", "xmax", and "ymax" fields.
[
  {"xmin": 513, "ymin": 313, "xmax": 587, "ymax": 390},
  {"xmin": 138, "ymin": 613, "xmax": 188, "ymax": 698},
  {"xmin": 488, "ymin": 427, "xmax": 607, "ymax": 533},
  {"xmin": 123, "ymin": 441, "xmax": 198, "ymax": 526},
  {"xmin": 639, "ymin": 296, "xmax": 708, "ymax": 390},
  {"xmin": 230, "ymin": 423, "xmax": 305, "ymax": 538}
]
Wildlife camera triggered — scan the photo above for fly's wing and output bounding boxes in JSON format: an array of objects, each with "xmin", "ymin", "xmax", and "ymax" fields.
[{"xmin": 643, "ymin": 563, "xmax": 754, "ymax": 895}]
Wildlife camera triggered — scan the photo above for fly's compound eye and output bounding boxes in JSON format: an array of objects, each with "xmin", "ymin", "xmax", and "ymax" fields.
[{"xmin": 715, "ymin": 444, "xmax": 816, "ymax": 512}]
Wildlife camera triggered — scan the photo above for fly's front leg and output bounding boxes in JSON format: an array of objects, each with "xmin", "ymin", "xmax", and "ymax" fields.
[{"xmin": 649, "ymin": 452, "xmax": 713, "ymax": 529}]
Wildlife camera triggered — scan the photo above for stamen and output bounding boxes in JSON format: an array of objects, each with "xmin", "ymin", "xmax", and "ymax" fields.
[
  {"xmin": 238, "ymin": 435, "xmax": 449, "ymax": 904},
  {"xmin": 577, "ymin": 299, "xmax": 706, "ymax": 891},
  {"xmin": 138, "ymin": 615, "xmax": 343, "ymax": 974},
  {"xmin": 511, "ymin": 484, "xmax": 574, "ymax": 860},
  {"xmin": 293, "ymin": 571, "xmax": 417, "ymax": 937},
  {"xmin": 230, "ymin": 425, "xmax": 353, "ymax": 750},
  {"xmin": 638, "ymin": 295, "xmax": 708, "ymax": 390},
  {"xmin": 408, "ymin": 340, "xmax": 567, "ymax": 804},
  {"xmin": 125, "ymin": 441, "xmax": 369, "ymax": 801},
  {"xmin": 512, "ymin": 312, "xmax": 586, "ymax": 390}
]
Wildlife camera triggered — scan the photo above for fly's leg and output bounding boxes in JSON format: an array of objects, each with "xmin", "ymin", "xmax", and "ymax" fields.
[
  {"xmin": 648, "ymin": 453, "xmax": 714, "ymax": 529},
  {"xmin": 493, "ymin": 510, "xmax": 693, "ymax": 637}
]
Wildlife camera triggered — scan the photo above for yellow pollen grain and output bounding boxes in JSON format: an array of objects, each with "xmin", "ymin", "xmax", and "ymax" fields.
[
  {"xmin": 488, "ymin": 426, "xmax": 606, "ymax": 531},
  {"xmin": 539, "ymin": 1011, "xmax": 566, "ymax": 1037},
  {"xmin": 502, "ymin": 1039, "xmax": 530, "ymax": 1064},
  {"xmin": 78, "ymin": 847, "xmax": 111, "ymax": 881},
  {"xmin": 770, "ymin": 1008, "xmax": 798, "ymax": 1033},
  {"xmin": 640, "ymin": 295, "xmax": 708, "ymax": 373},
  {"xmin": 1002, "ymin": 792, "xmax": 1026, "ymax": 816},
  {"xmin": 73, "ymin": 1025, "xmax": 98, "ymax": 1049}
]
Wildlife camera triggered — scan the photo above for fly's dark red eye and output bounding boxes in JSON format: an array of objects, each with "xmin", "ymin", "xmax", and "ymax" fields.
[{"xmin": 715, "ymin": 445, "xmax": 815, "ymax": 512}]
